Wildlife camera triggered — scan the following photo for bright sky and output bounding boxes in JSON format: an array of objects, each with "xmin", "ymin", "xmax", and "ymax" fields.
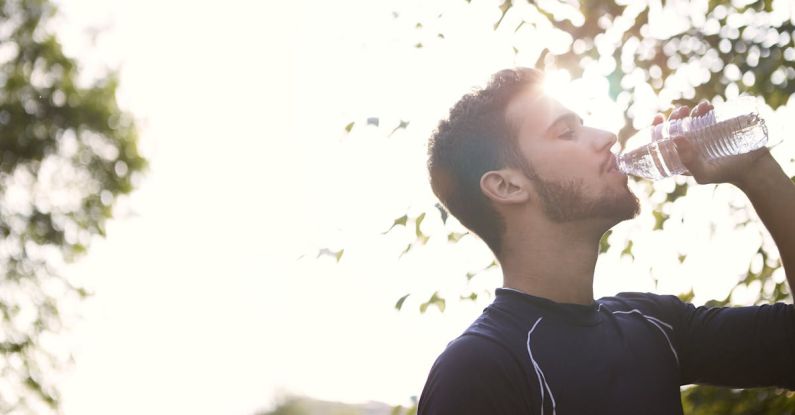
[{"xmin": 47, "ymin": 0, "xmax": 794, "ymax": 414}]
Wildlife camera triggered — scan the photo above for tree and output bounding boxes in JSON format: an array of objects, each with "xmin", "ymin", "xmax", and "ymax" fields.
[
  {"xmin": 0, "ymin": 0, "xmax": 146, "ymax": 412},
  {"xmin": 339, "ymin": 0, "xmax": 795, "ymax": 412},
  {"xmin": 256, "ymin": 395, "xmax": 397, "ymax": 415}
]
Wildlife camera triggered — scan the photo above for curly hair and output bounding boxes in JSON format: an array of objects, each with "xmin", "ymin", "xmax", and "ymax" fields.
[{"xmin": 427, "ymin": 67, "xmax": 543, "ymax": 256}]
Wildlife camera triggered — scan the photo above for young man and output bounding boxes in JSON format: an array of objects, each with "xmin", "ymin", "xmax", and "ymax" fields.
[{"xmin": 418, "ymin": 67, "xmax": 795, "ymax": 414}]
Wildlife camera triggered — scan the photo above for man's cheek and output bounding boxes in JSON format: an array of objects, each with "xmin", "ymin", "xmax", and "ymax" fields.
[{"xmin": 534, "ymin": 158, "xmax": 580, "ymax": 180}]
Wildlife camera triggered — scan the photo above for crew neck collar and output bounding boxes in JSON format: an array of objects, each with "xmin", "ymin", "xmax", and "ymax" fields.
[{"xmin": 495, "ymin": 287, "xmax": 603, "ymax": 326}]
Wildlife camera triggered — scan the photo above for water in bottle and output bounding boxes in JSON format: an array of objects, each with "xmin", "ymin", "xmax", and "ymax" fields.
[{"xmin": 617, "ymin": 97, "xmax": 769, "ymax": 180}]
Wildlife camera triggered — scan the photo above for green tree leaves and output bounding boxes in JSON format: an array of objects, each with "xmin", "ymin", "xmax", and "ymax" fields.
[
  {"xmin": 0, "ymin": 0, "xmax": 146, "ymax": 412},
  {"xmin": 419, "ymin": 291, "xmax": 445, "ymax": 314},
  {"xmin": 395, "ymin": 293, "xmax": 411, "ymax": 311}
]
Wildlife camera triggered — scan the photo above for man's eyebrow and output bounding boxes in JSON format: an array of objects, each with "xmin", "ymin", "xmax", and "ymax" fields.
[{"xmin": 545, "ymin": 112, "xmax": 582, "ymax": 135}]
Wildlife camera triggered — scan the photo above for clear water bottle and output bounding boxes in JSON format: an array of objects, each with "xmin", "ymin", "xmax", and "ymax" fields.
[{"xmin": 617, "ymin": 97, "xmax": 769, "ymax": 180}]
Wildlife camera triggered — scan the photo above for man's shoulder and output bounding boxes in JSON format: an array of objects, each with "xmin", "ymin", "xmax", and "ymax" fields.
[
  {"xmin": 437, "ymin": 333, "xmax": 513, "ymax": 365},
  {"xmin": 427, "ymin": 332, "xmax": 530, "ymax": 387},
  {"xmin": 419, "ymin": 334, "xmax": 536, "ymax": 414}
]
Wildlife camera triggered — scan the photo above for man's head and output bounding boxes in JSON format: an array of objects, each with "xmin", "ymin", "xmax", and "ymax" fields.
[{"xmin": 427, "ymin": 67, "xmax": 639, "ymax": 257}]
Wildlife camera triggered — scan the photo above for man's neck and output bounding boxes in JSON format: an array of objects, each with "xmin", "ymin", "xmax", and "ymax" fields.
[{"xmin": 499, "ymin": 220, "xmax": 604, "ymax": 305}]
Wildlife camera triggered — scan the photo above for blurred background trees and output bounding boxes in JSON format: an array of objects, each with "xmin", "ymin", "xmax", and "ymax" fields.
[
  {"xmin": 0, "ymin": 0, "xmax": 145, "ymax": 412},
  {"xmin": 256, "ymin": 395, "xmax": 399, "ymax": 415},
  {"xmin": 356, "ymin": 0, "xmax": 795, "ymax": 412}
]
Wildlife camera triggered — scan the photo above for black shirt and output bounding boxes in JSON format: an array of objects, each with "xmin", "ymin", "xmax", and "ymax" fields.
[{"xmin": 418, "ymin": 288, "xmax": 795, "ymax": 414}]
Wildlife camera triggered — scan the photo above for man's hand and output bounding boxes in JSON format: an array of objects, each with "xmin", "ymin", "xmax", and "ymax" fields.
[
  {"xmin": 653, "ymin": 101, "xmax": 771, "ymax": 187},
  {"xmin": 657, "ymin": 101, "xmax": 795, "ymax": 298}
]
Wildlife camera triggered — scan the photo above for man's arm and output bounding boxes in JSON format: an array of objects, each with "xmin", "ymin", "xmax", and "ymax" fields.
[
  {"xmin": 669, "ymin": 102, "xmax": 795, "ymax": 295},
  {"xmin": 658, "ymin": 103, "xmax": 795, "ymax": 388},
  {"xmin": 735, "ymin": 153, "xmax": 795, "ymax": 293}
]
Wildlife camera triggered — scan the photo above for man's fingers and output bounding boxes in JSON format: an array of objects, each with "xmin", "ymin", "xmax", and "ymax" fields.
[
  {"xmin": 669, "ymin": 105, "xmax": 690, "ymax": 121},
  {"xmin": 690, "ymin": 101, "xmax": 713, "ymax": 118},
  {"xmin": 659, "ymin": 102, "xmax": 712, "ymax": 126}
]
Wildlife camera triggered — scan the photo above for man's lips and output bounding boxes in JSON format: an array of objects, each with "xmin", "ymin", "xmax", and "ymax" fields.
[{"xmin": 603, "ymin": 154, "xmax": 619, "ymax": 174}]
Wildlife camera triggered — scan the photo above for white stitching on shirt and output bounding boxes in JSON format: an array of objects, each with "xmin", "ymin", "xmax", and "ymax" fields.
[
  {"xmin": 612, "ymin": 309, "xmax": 680, "ymax": 366},
  {"xmin": 527, "ymin": 317, "xmax": 556, "ymax": 415},
  {"xmin": 527, "ymin": 318, "xmax": 545, "ymax": 411}
]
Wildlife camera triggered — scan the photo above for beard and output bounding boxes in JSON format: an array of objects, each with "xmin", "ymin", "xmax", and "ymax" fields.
[{"xmin": 532, "ymin": 176, "xmax": 640, "ymax": 223}]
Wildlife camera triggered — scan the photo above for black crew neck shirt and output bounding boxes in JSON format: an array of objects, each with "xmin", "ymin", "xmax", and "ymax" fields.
[{"xmin": 418, "ymin": 288, "xmax": 795, "ymax": 415}]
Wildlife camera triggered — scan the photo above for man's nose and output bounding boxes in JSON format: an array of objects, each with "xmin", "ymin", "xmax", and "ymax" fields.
[{"xmin": 593, "ymin": 128, "xmax": 618, "ymax": 153}]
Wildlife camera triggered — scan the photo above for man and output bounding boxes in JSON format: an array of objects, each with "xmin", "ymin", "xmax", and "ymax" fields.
[{"xmin": 418, "ymin": 67, "xmax": 795, "ymax": 414}]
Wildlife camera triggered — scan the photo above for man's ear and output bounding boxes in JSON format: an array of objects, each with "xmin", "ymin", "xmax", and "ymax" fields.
[{"xmin": 480, "ymin": 169, "xmax": 529, "ymax": 206}]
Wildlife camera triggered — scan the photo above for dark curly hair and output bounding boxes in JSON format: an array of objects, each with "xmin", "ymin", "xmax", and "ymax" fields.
[{"xmin": 427, "ymin": 67, "xmax": 543, "ymax": 256}]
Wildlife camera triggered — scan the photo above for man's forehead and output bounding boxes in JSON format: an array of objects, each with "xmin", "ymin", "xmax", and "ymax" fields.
[{"xmin": 505, "ymin": 88, "xmax": 562, "ymax": 137}]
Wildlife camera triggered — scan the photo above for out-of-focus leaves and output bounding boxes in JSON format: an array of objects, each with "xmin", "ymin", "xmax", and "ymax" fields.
[
  {"xmin": 388, "ymin": 120, "xmax": 410, "ymax": 137},
  {"xmin": 620, "ymin": 240, "xmax": 634, "ymax": 260},
  {"xmin": 258, "ymin": 396, "xmax": 395, "ymax": 415},
  {"xmin": 391, "ymin": 397, "xmax": 418, "ymax": 415},
  {"xmin": 599, "ymin": 230, "xmax": 612, "ymax": 254},
  {"xmin": 383, "ymin": 214, "xmax": 409, "ymax": 234},
  {"xmin": 317, "ymin": 248, "xmax": 344, "ymax": 263},
  {"xmin": 463, "ymin": 260, "xmax": 498, "ymax": 283},
  {"xmin": 447, "ymin": 231, "xmax": 466, "ymax": 243},
  {"xmin": 704, "ymin": 292, "xmax": 732, "ymax": 308},
  {"xmin": 0, "ymin": 0, "xmax": 147, "ymax": 412},
  {"xmin": 344, "ymin": 121, "xmax": 355, "ymax": 133},
  {"xmin": 415, "ymin": 212, "xmax": 429, "ymax": 244},
  {"xmin": 399, "ymin": 243, "xmax": 412, "ymax": 258},
  {"xmin": 460, "ymin": 292, "xmax": 478, "ymax": 302},
  {"xmin": 435, "ymin": 202, "xmax": 448, "ymax": 224},
  {"xmin": 419, "ymin": 291, "xmax": 446, "ymax": 313},
  {"xmin": 652, "ymin": 210, "xmax": 668, "ymax": 230},
  {"xmin": 395, "ymin": 294, "xmax": 410, "ymax": 311},
  {"xmin": 607, "ymin": 69, "xmax": 623, "ymax": 101},
  {"xmin": 682, "ymin": 385, "xmax": 795, "ymax": 414},
  {"xmin": 667, "ymin": 182, "xmax": 689, "ymax": 203},
  {"xmin": 678, "ymin": 289, "xmax": 695, "ymax": 303},
  {"xmin": 494, "ymin": 0, "xmax": 512, "ymax": 30},
  {"xmin": 771, "ymin": 281, "xmax": 790, "ymax": 303}
]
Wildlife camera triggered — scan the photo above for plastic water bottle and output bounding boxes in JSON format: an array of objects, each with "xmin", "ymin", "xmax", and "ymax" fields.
[{"xmin": 617, "ymin": 97, "xmax": 769, "ymax": 180}]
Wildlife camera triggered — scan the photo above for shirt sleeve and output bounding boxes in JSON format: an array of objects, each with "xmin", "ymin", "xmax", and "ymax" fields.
[
  {"xmin": 418, "ymin": 334, "xmax": 537, "ymax": 415},
  {"xmin": 618, "ymin": 292, "xmax": 795, "ymax": 389}
]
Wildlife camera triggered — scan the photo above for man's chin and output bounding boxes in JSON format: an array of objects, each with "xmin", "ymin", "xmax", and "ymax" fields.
[
  {"xmin": 590, "ymin": 189, "xmax": 640, "ymax": 223},
  {"xmin": 610, "ymin": 191, "xmax": 641, "ymax": 221}
]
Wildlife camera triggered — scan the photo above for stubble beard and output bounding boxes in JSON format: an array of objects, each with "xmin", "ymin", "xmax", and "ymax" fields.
[{"xmin": 533, "ymin": 176, "xmax": 640, "ymax": 223}]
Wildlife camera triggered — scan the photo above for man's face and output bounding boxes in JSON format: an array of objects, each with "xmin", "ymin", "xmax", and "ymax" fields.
[{"xmin": 505, "ymin": 88, "xmax": 639, "ymax": 223}]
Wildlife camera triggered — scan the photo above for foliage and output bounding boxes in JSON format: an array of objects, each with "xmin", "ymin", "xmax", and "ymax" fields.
[
  {"xmin": 0, "ymin": 0, "xmax": 146, "ymax": 412},
  {"xmin": 258, "ymin": 397, "xmax": 310, "ymax": 415},
  {"xmin": 257, "ymin": 396, "xmax": 396, "ymax": 415},
  {"xmin": 335, "ymin": 0, "xmax": 795, "ymax": 412},
  {"xmin": 681, "ymin": 386, "xmax": 795, "ymax": 414}
]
